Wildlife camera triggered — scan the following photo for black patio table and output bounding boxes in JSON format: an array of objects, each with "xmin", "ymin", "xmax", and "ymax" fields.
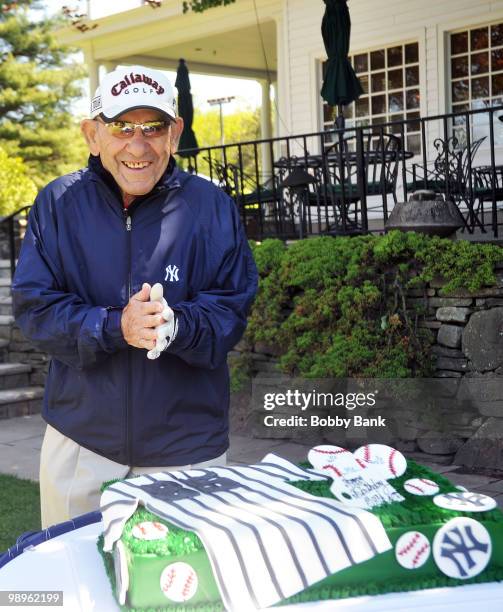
[
  {"xmin": 273, "ymin": 148, "xmax": 414, "ymax": 235},
  {"xmin": 273, "ymin": 149, "xmax": 414, "ymax": 170}
]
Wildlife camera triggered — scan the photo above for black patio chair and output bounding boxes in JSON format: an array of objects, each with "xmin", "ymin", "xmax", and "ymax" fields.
[
  {"xmin": 313, "ymin": 132, "xmax": 403, "ymax": 234},
  {"xmin": 274, "ymin": 155, "xmax": 330, "ymax": 238},
  {"xmin": 203, "ymin": 157, "xmax": 286, "ymax": 240},
  {"xmin": 235, "ymin": 168, "xmax": 286, "ymax": 240},
  {"xmin": 314, "ymin": 148, "xmax": 362, "ymax": 235},
  {"xmin": 407, "ymin": 135, "xmax": 486, "ymax": 232},
  {"xmin": 472, "ymin": 165, "xmax": 503, "ymax": 234}
]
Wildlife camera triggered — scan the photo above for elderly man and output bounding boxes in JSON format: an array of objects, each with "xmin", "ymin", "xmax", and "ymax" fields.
[{"xmin": 12, "ymin": 66, "xmax": 257, "ymax": 528}]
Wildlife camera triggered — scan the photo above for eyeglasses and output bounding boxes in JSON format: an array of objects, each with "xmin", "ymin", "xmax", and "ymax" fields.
[{"xmin": 97, "ymin": 120, "xmax": 172, "ymax": 138}]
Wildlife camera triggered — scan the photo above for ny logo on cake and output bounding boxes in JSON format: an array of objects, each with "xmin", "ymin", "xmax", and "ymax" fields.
[
  {"xmin": 139, "ymin": 472, "xmax": 239, "ymax": 500},
  {"xmin": 439, "ymin": 523, "xmax": 489, "ymax": 577},
  {"xmin": 433, "ymin": 517, "xmax": 492, "ymax": 580},
  {"xmin": 181, "ymin": 472, "xmax": 240, "ymax": 494}
]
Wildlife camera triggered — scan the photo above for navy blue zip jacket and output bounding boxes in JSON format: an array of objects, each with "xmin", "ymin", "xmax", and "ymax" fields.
[{"xmin": 12, "ymin": 155, "xmax": 258, "ymax": 466}]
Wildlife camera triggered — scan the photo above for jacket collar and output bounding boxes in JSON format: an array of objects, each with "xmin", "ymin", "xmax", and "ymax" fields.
[{"xmin": 87, "ymin": 154, "xmax": 181, "ymax": 200}]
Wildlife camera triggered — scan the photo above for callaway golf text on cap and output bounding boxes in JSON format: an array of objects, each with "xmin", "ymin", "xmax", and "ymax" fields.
[{"xmin": 90, "ymin": 65, "xmax": 177, "ymax": 121}]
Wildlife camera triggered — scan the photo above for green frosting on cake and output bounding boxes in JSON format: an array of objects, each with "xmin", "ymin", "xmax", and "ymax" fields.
[
  {"xmin": 123, "ymin": 508, "xmax": 204, "ymax": 557},
  {"xmin": 99, "ymin": 460, "xmax": 503, "ymax": 610},
  {"xmin": 294, "ymin": 460, "xmax": 503, "ymax": 527}
]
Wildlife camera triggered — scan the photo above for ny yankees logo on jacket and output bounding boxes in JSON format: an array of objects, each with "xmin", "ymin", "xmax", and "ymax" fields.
[{"xmin": 165, "ymin": 265, "xmax": 179, "ymax": 282}]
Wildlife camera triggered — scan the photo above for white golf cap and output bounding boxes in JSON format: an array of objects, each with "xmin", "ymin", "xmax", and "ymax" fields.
[{"xmin": 90, "ymin": 65, "xmax": 177, "ymax": 121}]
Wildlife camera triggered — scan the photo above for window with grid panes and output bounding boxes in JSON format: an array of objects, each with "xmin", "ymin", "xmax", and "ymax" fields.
[
  {"xmin": 450, "ymin": 22, "xmax": 503, "ymax": 146},
  {"xmin": 322, "ymin": 42, "xmax": 421, "ymax": 154}
]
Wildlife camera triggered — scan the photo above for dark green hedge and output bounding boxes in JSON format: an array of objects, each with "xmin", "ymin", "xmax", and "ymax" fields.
[{"xmin": 232, "ymin": 232, "xmax": 502, "ymax": 384}]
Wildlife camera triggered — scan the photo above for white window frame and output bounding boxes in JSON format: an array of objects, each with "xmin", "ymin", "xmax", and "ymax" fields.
[
  {"xmin": 447, "ymin": 19, "xmax": 503, "ymax": 111},
  {"xmin": 437, "ymin": 11, "xmax": 503, "ymax": 162},
  {"xmin": 318, "ymin": 39, "xmax": 423, "ymax": 155}
]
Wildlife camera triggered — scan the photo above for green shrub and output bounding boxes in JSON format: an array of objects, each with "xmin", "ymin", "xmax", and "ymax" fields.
[{"xmin": 241, "ymin": 232, "xmax": 502, "ymax": 381}]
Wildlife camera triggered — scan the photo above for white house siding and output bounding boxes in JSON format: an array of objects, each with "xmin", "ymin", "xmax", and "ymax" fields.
[
  {"xmin": 282, "ymin": 0, "xmax": 503, "ymax": 164},
  {"xmin": 68, "ymin": 0, "xmax": 503, "ymax": 166}
]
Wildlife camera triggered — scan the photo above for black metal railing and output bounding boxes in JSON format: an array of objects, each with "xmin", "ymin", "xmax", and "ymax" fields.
[
  {"xmin": 177, "ymin": 104, "xmax": 503, "ymax": 240},
  {"xmin": 3, "ymin": 106, "xmax": 503, "ymax": 278}
]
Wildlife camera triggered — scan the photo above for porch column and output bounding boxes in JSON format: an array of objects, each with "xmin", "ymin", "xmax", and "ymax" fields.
[
  {"xmin": 271, "ymin": 80, "xmax": 281, "ymax": 161},
  {"xmin": 85, "ymin": 51, "xmax": 100, "ymax": 100},
  {"xmin": 260, "ymin": 79, "xmax": 273, "ymax": 183}
]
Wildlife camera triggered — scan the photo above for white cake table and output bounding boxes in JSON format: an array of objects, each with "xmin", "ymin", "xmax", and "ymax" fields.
[{"xmin": 0, "ymin": 521, "xmax": 503, "ymax": 611}]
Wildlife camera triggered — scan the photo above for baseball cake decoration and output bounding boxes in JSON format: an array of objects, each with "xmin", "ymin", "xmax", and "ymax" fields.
[
  {"xmin": 353, "ymin": 444, "xmax": 408, "ymax": 480},
  {"xmin": 403, "ymin": 478, "xmax": 440, "ymax": 497},
  {"xmin": 132, "ymin": 521, "xmax": 169, "ymax": 541},
  {"xmin": 308, "ymin": 445, "xmax": 404, "ymax": 509},
  {"xmin": 307, "ymin": 445, "xmax": 363, "ymax": 477},
  {"xmin": 394, "ymin": 531, "xmax": 431, "ymax": 570},
  {"xmin": 433, "ymin": 491, "xmax": 497, "ymax": 513},
  {"xmin": 432, "ymin": 517, "xmax": 492, "ymax": 579},
  {"xmin": 160, "ymin": 562, "xmax": 199, "ymax": 603}
]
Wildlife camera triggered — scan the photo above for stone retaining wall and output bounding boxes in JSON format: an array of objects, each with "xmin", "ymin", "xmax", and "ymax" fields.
[
  {"xmin": 417, "ymin": 264, "xmax": 503, "ymax": 469},
  {"xmin": 233, "ymin": 263, "xmax": 503, "ymax": 470},
  {"xmin": 10, "ymin": 261, "xmax": 503, "ymax": 470},
  {"xmin": 8, "ymin": 325, "xmax": 49, "ymax": 387}
]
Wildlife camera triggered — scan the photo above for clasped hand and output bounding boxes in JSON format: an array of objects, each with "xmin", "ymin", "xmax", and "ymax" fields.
[{"xmin": 120, "ymin": 283, "xmax": 176, "ymax": 358}]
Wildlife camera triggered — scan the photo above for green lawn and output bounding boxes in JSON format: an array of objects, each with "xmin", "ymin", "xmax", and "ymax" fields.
[{"xmin": 0, "ymin": 474, "xmax": 40, "ymax": 551}]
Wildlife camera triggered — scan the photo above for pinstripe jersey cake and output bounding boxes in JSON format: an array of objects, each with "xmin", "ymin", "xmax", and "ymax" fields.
[{"xmin": 99, "ymin": 447, "xmax": 503, "ymax": 611}]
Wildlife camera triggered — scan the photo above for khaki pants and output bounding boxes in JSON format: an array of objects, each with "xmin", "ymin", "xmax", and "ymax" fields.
[{"xmin": 39, "ymin": 424, "xmax": 227, "ymax": 528}]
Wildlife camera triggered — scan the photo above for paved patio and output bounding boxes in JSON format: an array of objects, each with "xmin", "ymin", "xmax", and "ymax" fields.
[{"xmin": 1, "ymin": 414, "xmax": 503, "ymax": 508}]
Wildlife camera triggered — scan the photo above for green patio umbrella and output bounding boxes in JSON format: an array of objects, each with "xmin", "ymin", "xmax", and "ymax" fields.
[
  {"xmin": 320, "ymin": 0, "xmax": 363, "ymax": 128},
  {"xmin": 175, "ymin": 58, "xmax": 199, "ymax": 162}
]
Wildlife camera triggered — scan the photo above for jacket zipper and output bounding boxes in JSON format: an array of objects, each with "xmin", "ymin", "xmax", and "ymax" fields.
[
  {"xmin": 121, "ymin": 191, "xmax": 176, "ymax": 466},
  {"xmin": 90, "ymin": 178, "xmax": 179, "ymax": 465},
  {"xmin": 124, "ymin": 208, "xmax": 133, "ymax": 466}
]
